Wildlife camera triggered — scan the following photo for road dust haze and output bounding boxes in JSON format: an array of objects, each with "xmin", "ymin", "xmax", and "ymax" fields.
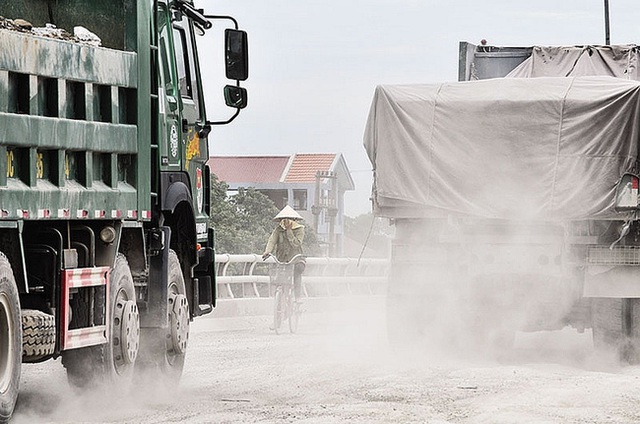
[
  {"xmin": 12, "ymin": 354, "xmax": 183, "ymax": 423},
  {"xmin": 11, "ymin": 289, "xmax": 639, "ymax": 423},
  {"xmin": 5, "ymin": 207, "xmax": 632, "ymax": 422}
]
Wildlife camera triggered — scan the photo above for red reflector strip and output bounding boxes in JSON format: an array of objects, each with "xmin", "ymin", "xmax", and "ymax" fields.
[
  {"xmin": 196, "ymin": 168, "xmax": 202, "ymax": 189},
  {"xmin": 63, "ymin": 267, "xmax": 110, "ymax": 288},
  {"xmin": 633, "ymin": 177, "xmax": 639, "ymax": 190}
]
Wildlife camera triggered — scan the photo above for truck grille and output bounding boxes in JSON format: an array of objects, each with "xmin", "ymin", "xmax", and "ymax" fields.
[{"xmin": 588, "ymin": 246, "xmax": 640, "ymax": 265}]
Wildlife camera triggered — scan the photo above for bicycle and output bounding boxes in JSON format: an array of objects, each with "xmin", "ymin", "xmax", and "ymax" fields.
[{"xmin": 264, "ymin": 253, "xmax": 305, "ymax": 334}]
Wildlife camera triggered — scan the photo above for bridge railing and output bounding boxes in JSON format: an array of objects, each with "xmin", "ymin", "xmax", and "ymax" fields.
[{"xmin": 215, "ymin": 254, "xmax": 389, "ymax": 299}]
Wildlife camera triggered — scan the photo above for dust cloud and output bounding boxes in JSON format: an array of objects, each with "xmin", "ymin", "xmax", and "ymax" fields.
[
  {"xmin": 383, "ymin": 216, "xmax": 605, "ymax": 368},
  {"xmin": 9, "ymin": 299, "xmax": 627, "ymax": 423},
  {"xmin": 12, "ymin": 359, "xmax": 182, "ymax": 423},
  {"xmin": 8, "ymin": 229, "xmax": 623, "ymax": 423}
]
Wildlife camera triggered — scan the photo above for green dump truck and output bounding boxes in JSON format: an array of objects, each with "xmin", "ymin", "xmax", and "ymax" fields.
[{"xmin": 0, "ymin": 1, "xmax": 248, "ymax": 421}]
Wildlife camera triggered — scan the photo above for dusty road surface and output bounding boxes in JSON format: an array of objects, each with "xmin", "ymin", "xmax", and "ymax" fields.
[{"xmin": 10, "ymin": 297, "xmax": 640, "ymax": 423}]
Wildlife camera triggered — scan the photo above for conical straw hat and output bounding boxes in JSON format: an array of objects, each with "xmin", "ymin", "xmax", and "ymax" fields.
[{"xmin": 273, "ymin": 205, "xmax": 303, "ymax": 221}]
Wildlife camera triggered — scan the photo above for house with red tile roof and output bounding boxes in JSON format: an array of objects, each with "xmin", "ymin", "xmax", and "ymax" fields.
[{"xmin": 207, "ymin": 153, "xmax": 355, "ymax": 256}]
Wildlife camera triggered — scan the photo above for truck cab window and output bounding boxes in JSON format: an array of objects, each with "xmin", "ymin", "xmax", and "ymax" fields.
[
  {"xmin": 172, "ymin": 20, "xmax": 203, "ymax": 122},
  {"xmin": 172, "ymin": 27, "xmax": 192, "ymax": 99}
]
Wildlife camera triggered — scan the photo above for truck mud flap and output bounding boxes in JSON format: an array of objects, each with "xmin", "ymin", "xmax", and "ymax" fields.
[
  {"xmin": 142, "ymin": 227, "xmax": 170, "ymax": 327},
  {"xmin": 193, "ymin": 228, "xmax": 216, "ymax": 316}
]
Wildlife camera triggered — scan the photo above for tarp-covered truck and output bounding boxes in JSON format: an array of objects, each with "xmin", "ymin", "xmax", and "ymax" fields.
[
  {"xmin": 365, "ymin": 43, "xmax": 640, "ymax": 359},
  {"xmin": 0, "ymin": 1, "xmax": 249, "ymax": 421}
]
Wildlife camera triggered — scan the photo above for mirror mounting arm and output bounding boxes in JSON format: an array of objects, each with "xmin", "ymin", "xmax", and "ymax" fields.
[
  {"xmin": 206, "ymin": 109, "xmax": 241, "ymax": 126},
  {"xmin": 196, "ymin": 121, "xmax": 212, "ymax": 138},
  {"xmin": 203, "ymin": 15, "xmax": 239, "ymax": 30},
  {"xmin": 174, "ymin": 0, "xmax": 212, "ymax": 29}
]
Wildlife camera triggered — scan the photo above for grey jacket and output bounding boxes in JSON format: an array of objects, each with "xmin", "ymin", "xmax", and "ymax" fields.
[{"xmin": 264, "ymin": 222, "xmax": 304, "ymax": 262}]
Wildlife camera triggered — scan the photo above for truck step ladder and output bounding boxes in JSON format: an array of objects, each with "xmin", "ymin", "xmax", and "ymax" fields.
[{"xmin": 60, "ymin": 267, "xmax": 110, "ymax": 350}]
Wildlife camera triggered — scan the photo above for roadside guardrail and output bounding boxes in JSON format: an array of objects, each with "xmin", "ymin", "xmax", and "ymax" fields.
[{"xmin": 215, "ymin": 254, "xmax": 389, "ymax": 299}]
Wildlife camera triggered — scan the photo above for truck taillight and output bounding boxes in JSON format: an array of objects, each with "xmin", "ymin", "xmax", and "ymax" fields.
[{"xmin": 615, "ymin": 173, "xmax": 640, "ymax": 210}]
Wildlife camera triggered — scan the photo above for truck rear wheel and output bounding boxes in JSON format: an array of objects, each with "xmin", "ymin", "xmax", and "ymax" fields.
[
  {"xmin": 22, "ymin": 309, "xmax": 55, "ymax": 363},
  {"xmin": 592, "ymin": 298, "xmax": 640, "ymax": 364},
  {"xmin": 137, "ymin": 250, "xmax": 189, "ymax": 386},
  {"xmin": 0, "ymin": 254, "xmax": 20, "ymax": 424},
  {"xmin": 62, "ymin": 254, "xmax": 139, "ymax": 388}
]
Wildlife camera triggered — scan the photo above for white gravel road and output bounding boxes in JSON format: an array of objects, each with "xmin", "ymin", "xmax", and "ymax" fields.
[{"xmin": 10, "ymin": 297, "xmax": 640, "ymax": 423}]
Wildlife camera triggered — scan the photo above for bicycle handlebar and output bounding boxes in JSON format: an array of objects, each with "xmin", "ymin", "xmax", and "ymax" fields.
[{"xmin": 262, "ymin": 253, "xmax": 305, "ymax": 265}]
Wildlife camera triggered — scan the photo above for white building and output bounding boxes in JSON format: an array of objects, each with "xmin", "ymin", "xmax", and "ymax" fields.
[{"xmin": 207, "ymin": 153, "xmax": 355, "ymax": 256}]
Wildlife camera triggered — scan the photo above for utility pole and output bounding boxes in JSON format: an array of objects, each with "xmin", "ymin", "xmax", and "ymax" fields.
[
  {"xmin": 311, "ymin": 171, "xmax": 338, "ymax": 256},
  {"xmin": 604, "ymin": 0, "xmax": 610, "ymax": 45}
]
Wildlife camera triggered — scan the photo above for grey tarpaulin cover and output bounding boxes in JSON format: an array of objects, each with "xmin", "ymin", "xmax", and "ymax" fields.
[
  {"xmin": 506, "ymin": 45, "xmax": 640, "ymax": 79},
  {"xmin": 364, "ymin": 76, "xmax": 640, "ymax": 220}
]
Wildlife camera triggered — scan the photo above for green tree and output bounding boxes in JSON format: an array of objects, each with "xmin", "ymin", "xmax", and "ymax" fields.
[
  {"xmin": 208, "ymin": 175, "xmax": 239, "ymax": 254},
  {"xmin": 230, "ymin": 187, "xmax": 279, "ymax": 254},
  {"xmin": 300, "ymin": 223, "xmax": 321, "ymax": 257}
]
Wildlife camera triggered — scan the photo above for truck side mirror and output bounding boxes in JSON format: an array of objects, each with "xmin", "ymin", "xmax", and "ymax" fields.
[
  {"xmin": 225, "ymin": 29, "xmax": 248, "ymax": 81},
  {"xmin": 224, "ymin": 85, "xmax": 248, "ymax": 109}
]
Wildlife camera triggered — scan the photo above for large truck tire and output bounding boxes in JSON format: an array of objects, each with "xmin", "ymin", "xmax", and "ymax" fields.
[
  {"xmin": 62, "ymin": 254, "xmax": 140, "ymax": 388},
  {"xmin": 0, "ymin": 253, "xmax": 21, "ymax": 424},
  {"xmin": 22, "ymin": 309, "xmax": 55, "ymax": 363},
  {"xmin": 137, "ymin": 250, "xmax": 189, "ymax": 386},
  {"xmin": 592, "ymin": 298, "xmax": 640, "ymax": 364}
]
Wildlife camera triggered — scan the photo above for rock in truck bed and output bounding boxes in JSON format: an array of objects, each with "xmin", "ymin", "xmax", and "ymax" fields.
[{"xmin": 364, "ymin": 76, "xmax": 640, "ymax": 221}]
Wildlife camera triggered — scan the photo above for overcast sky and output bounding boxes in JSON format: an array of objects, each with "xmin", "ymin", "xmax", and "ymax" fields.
[{"xmin": 195, "ymin": 0, "xmax": 640, "ymax": 217}]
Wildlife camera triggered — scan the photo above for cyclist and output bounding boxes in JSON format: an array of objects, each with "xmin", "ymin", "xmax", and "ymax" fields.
[{"xmin": 262, "ymin": 205, "xmax": 306, "ymax": 301}]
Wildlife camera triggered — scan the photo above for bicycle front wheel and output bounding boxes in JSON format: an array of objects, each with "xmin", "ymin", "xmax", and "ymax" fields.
[
  {"xmin": 288, "ymin": 296, "xmax": 300, "ymax": 334},
  {"xmin": 273, "ymin": 288, "xmax": 285, "ymax": 334}
]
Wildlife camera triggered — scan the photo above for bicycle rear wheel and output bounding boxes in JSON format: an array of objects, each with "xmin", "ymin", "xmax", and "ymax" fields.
[{"xmin": 273, "ymin": 288, "xmax": 285, "ymax": 334}]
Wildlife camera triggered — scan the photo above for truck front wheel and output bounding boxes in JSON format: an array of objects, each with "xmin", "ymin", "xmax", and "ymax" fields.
[
  {"xmin": 138, "ymin": 250, "xmax": 189, "ymax": 386},
  {"xmin": 62, "ymin": 254, "xmax": 140, "ymax": 388},
  {"xmin": 0, "ymin": 253, "xmax": 21, "ymax": 424}
]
